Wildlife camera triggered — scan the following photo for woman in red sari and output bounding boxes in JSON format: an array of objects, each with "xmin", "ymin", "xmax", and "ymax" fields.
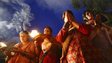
[
  {"xmin": 6, "ymin": 31, "xmax": 39, "ymax": 63},
  {"xmin": 33, "ymin": 26, "xmax": 61, "ymax": 63},
  {"xmin": 56, "ymin": 10, "xmax": 86, "ymax": 63},
  {"xmin": 37, "ymin": 26, "xmax": 61, "ymax": 63},
  {"xmin": 39, "ymin": 37, "xmax": 61, "ymax": 63}
]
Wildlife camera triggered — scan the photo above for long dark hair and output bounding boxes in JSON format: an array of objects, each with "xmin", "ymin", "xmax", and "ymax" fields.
[{"xmin": 62, "ymin": 10, "xmax": 74, "ymax": 20}]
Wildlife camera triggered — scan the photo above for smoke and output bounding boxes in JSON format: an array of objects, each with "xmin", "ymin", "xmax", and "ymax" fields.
[
  {"xmin": 0, "ymin": 21, "xmax": 13, "ymax": 29},
  {"xmin": 0, "ymin": 0, "xmax": 10, "ymax": 3},
  {"xmin": 0, "ymin": 0, "xmax": 32, "ymax": 42},
  {"xmin": 11, "ymin": 0, "xmax": 32, "ymax": 32}
]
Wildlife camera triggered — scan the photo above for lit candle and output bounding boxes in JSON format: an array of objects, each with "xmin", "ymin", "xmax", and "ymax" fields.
[{"xmin": 30, "ymin": 30, "xmax": 40, "ymax": 38}]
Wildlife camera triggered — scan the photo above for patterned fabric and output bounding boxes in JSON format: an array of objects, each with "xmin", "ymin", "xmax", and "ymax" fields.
[
  {"xmin": 66, "ymin": 37, "xmax": 85, "ymax": 63},
  {"xmin": 56, "ymin": 24, "xmax": 107, "ymax": 63},
  {"xmin": 56, "ymin": 28, "xmax": 86, "ymax": 63}
]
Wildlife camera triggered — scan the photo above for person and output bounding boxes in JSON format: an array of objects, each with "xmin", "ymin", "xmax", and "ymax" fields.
[
  {"xmin": 39, "ymin": 36, "xmax": 61, "ymax": 63},
  {"xmin": 34, "ymin": 26, "xmax": 62, "ymax": 63},
  {"xmin": 5, "ymin": 31, "xmax": 39, "ymax": 63},
  {"xmin": 56, "ymin": 10, "xmax": 107, "ymax": 63},
  {"xmin": 43, "ymin": 26, "xmax": 52, "ymax": 36},
  {"xmin": 34, "ymin": 26, "xmax": 54, "ymax": 46},
  {"xmin": 83, "ymin": 10, "xmax": 112, "ymax": 63},
  {"xmin": 34, "ymin": 26, "xmax": 54, "ymax": 43},
  {"xmin": 56, "ymin": 10, "xmax": 86, "ymax": 63}
]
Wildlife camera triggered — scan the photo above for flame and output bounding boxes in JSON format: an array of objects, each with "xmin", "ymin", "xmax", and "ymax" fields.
[
  {"xmin": 30, "ymin": 30, "xmax": 40, "ymax": 38},
  {"xmin": 0, "ymin": 42, "xmax": 7, "ymax": 48}
]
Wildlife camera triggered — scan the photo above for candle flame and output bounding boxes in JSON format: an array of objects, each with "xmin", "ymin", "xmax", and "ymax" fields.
[
  {"xmin": 0, "ymin": 42, "xmax": 7, "ymax": 48},
  {"xmin": 30, "ymin": 30, "xmax": 40, "ymax": 38}
]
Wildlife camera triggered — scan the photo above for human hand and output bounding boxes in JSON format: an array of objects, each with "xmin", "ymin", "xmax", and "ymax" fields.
[
  {"xmin": 3, "ymin": 50, "xmax": 15, "ymax": 57},
  {"xmin": 63, "ymin": 22, "xmax": 70, "ymax": 30},
  {"xmin": 12, "ymin": 47, "xmax": 21, "ymax": 53},
  {"xmin": 60, "ymin": 53, "xmax": 66, "ymax": 63},
  {"xmin": 63, "ymin": 11, "xmax": 72, "ymax": 23},
  {"xmin": 0, "ymin": 47, "xmax": 7, "ymax": 51},
  {"xmin": 60, "ymin": 56, "xmax": 64, "ymax": 63}
]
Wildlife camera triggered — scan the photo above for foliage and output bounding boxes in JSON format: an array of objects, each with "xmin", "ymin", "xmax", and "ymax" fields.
[{"xmin": 71, "ymin": 0, "xmax": 112, "ymax": 25}]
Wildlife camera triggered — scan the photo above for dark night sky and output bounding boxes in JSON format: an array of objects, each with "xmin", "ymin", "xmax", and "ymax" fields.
[
  {"xmin": 0, "ymin": 0, "xmax": 86, "ymax": 42},
  {"xmin": 0, "ymin": 0, "xmax": 111, "ymax": 41},
  {"xmin": 25, "ymin": 0, "xmax": 86, "ymax": 36}
]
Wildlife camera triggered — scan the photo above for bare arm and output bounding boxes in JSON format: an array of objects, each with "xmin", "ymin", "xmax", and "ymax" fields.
[{"xmin": 71, "ymin": 21, "xmax": 79, "ymax": 29}]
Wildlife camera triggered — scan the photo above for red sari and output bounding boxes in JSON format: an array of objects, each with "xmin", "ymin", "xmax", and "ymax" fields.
[
  {"xmin": 56, "ymin": 25, "xmax": 87, "ymax": 63},
  {"xmin": 37, "ymin": 34, "xmax": 62, "ymax": 63},
  {"xmin": 39, "ymin": 43, "xmax": 61, "ymax": 63},
  {"xmin": 56, "ymin": 24, "xmax": 105, "ymax": 63}
]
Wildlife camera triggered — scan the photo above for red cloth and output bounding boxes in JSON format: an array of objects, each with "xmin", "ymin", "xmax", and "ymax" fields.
[
  {"xmin": 38, "ymin": 34, "xmax": 61, "ymax": 63},
  {"xmin": 56, "ymin": 25, "xmax": 87, "ymax": 63},
  {"xmin": 56, "ymin": 29, "xmax": 68, "ymax": 43},
  {"xmin": 39, "ymin": 43, "xmax": 61, "ymax": 63},
  {"xmin": 39, "ymin": 51, "xmax": 59, "ymax": 63},
  {"xmin": 56, "ymin": 24, "xmax": 104, "ymax": 63}
]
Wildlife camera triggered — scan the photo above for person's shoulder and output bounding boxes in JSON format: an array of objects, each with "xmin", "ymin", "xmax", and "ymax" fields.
[{"xmin": 29, "ymin": 41, "xmax": 36, "ymax": 47}]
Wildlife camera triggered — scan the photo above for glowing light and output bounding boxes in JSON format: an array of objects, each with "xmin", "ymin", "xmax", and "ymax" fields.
[
  {"xmin": 0, "ymin": 42, "xmax": 7, "ymax": 48},
  {"xmin": 30, "ymin": 30, "xmax": 40, "ymax": 38}
]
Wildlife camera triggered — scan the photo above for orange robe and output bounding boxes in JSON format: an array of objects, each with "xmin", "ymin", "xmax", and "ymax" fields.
[{"xmin": 8, "ymin": 42, "xmax": 39, "ymax": 63}]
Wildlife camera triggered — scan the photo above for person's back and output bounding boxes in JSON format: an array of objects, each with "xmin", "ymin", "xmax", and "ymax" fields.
[{"xmin": 89, "ymin": 25, "xmax": 112, "ymax": 63}]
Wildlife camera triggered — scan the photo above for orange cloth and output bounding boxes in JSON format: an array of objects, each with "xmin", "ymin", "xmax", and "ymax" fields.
[{"xmin": 8, "ymin": 42, "xmax": 39, "ymax": 63}]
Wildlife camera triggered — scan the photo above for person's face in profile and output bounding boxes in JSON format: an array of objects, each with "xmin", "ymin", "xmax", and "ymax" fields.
[
  {"xmin": 85, "ymin": 12, "xmax": 95, "ymax": 25},
  {"xmin": 19, "ymin": 32, "xmax": 29, "ymax": 43},
  {"xmin": 85, "ymin": 12, "xmax": 94, "ymax": 20},
  {"xmin": 44, "ymin": 28, "xmax": 52, "ymax": 35}
]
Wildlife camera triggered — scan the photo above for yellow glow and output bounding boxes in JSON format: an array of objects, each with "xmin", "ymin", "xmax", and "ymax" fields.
[
  {"xmin": 0, "ymin": 42, "xmax": 7, "ymax": 48},
  {"xmin": 30, "ymin": 30, "xmax": 40, "ymax": 38}
]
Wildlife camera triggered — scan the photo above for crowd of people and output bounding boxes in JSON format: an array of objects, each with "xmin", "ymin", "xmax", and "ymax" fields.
[{"xmin": 1, "ymin": 10, "xmax": 112, "ymax": 63}]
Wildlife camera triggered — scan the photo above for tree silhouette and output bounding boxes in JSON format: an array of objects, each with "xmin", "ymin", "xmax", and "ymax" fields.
[{"xmin": 71, "ymin": 0, "xmax": 112, "ymax": 25}]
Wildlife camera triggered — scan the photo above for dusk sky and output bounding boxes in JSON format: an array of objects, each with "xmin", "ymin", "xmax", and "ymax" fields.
[
  {"xmin": 0, "ymin": 0, "xmax": 86, "ymax": 41},
  {"xmin": 26, "ymin": 0, "xmax": 86, "ymax": 36}
]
